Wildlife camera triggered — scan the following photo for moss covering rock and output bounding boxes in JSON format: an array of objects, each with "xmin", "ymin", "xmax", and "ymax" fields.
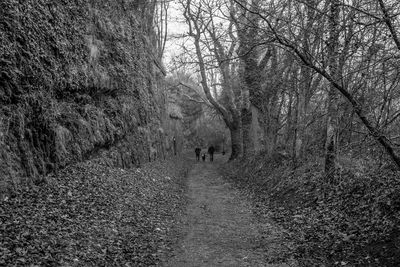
[{"xmin": 0, "ymin": 1, "xmax": 169, "ymax": 193}]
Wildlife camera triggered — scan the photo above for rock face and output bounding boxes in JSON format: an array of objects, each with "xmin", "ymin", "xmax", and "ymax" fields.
[{"xmin": 0, "ymin": 1, "xmax": 171, "ymax": 192}]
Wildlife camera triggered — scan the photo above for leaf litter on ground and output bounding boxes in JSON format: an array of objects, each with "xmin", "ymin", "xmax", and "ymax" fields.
[
  {"xmin": 220, "ymin": 151, "xmax": 400, "ymax": 267},
  {"xmin": 1, "ymin": 156, "xmax": 191, "ymax": 266}
]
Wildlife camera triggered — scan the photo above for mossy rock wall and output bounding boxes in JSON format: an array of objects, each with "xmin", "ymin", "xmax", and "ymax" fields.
[{"xmin": 0, "ymin": 0, "xmax": 168, "ymax": 192}]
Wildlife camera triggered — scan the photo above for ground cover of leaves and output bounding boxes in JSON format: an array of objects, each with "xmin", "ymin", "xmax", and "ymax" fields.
[
  {"xmin": 1, "ymin": 156, "xmax": 191, "ymax": 266},
  {"xmin": 221, "ymin": 152, "xmax": 400, "ymax": 267}
]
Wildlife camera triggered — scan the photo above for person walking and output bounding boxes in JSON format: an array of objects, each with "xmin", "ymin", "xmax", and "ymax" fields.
[
  {"xmin": 173, "ymin": 137, "xmax": 177, "ymax": 155},
  {"xmin": 208, "ymin": 145, "xmax": 215, "ymax": 162},
  {"xmin": 195, "ymin": 147, "xmax": 201, "ymax": 161}
]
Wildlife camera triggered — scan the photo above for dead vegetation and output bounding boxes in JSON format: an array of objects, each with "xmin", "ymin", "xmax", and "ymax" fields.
[
  {"xmin": 221, "ymin": 151, "xmax": 400, "ymax": 266},
  {"xmin": 1, "ymin": 156, "xmax": 191, "ymax": 266}
]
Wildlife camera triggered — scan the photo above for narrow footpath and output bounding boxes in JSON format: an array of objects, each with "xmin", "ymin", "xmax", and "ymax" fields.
[{"xmin": 165, "ymin": 155, "xmax": 297, "ymax": 267}]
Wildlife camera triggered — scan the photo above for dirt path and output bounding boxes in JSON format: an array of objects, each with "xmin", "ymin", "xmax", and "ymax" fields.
[{"xmin": 165, "ymin": 155, "xmax": 297, "ymax": 267}]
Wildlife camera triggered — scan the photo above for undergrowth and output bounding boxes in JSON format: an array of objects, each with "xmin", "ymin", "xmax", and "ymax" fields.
[{"xmin": 221, "ymin": 151, "xmax": 400, "ymax": 266}]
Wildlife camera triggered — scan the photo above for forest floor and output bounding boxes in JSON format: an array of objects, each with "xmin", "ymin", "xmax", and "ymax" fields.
[
  {"xmin": 165, "ymin": 154, "xmax": 297, "ymax": 267},
  {"xmin": 221, "ymin": 152, "xmax": 400, "ymax": 266},
  {"xmin": 4, "ymin": 151, "xmax": 398, "ymax": 266},
  {"xmin": 1, "ymin": 155, "xmax": 191, "ymax": 266}
]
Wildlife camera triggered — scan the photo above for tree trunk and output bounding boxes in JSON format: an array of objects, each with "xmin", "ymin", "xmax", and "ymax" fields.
[
  {"xmin": 296, "ymin": 2, "xmax": 316, "ymax": 161},
  {"xmin": 324, "ymin": 106, "xmax": 337, "ymax": 179},
  {"xmin": 235, "ymin": 0, "xmax": 262, "ymax": 159},
  {"xmin": 251, "ymin": 105, "xmax": 262, "ymax": 153},
  {"xmin": 325, "ymin": 0, "xmax": 340, "ymax": 181},
  {"xmin": 285, "ymin": 88, "xmax": 294, "ymax": 146},
  {"xmin": 229, "ymin": 124, "xmax": 242, "ymax": 160},
  {"xmin": 263, "ymin": 97, "xmax": 280, "ymax": 157},
  {"xmin": 241, "ymin": 106, "xmax": 254, "ymax": 158},
  {"xmin": 264, "ymin": 116, "xmax": 277, "ymax": 157},
  {"xmin": 296, "ymin": 65, "xmax": 312, "ymax": 160}
]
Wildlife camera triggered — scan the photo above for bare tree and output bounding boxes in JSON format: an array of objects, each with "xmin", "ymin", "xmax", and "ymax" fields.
[
  {"xmin": 154, "ymin": 0, "xmax": 170, "ymax": 58},
  {"xmin": 181, "ymin": 0, "xmax": 243, "ymax": 160},
  {"xmin": 232, "ymin": 0, "xmax": 260, "ymax": 158},
  {"xmin": 233, "ymin": 0, "xmax": 400, "ymax": 171}
]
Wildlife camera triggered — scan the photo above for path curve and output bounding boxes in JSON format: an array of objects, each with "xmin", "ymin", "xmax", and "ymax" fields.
[{"xmin": 165, "ymin": 155, "xmax": 297, "ymax": 267}]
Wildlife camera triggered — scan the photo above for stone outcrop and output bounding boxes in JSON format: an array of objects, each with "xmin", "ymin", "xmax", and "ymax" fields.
[{"xmin": 0, "ymin": 1, "xmax": 170, "ymax": 193}]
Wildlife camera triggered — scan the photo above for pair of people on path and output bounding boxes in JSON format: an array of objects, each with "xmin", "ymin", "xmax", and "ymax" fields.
[{"xmin": 194, "ymin": 146, "xmax": 215, "ymax": 162}]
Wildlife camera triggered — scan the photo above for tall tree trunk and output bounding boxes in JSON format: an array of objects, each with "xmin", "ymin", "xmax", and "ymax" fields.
[
  {"xmin": 241, "ymin": 55, "xmax": 255, "ymax": 158},
  {"xmin": 296, "ymin": 64, "xmax": 312, "ymax": 160},
  {"xmin": 325, "ymin": 0, "xmax": 340, "ymax": 181},
  {"xmin": 290, "ymin": 68, "xmax": 299, "ymax": 164},
  {"xmin": 236, "ymin": 0, "xmax": 261, "ymax": 159},
  {"xmin": 295, "ymin": 0, "xmax": 320, "ymax": 161},
  {"xmin": 241, "ymin": 55, "xmax": 257, "ymax": 158},
  {"xmin": 296, "ymin": 96, "xmax": 306, "ymax": 159}
]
